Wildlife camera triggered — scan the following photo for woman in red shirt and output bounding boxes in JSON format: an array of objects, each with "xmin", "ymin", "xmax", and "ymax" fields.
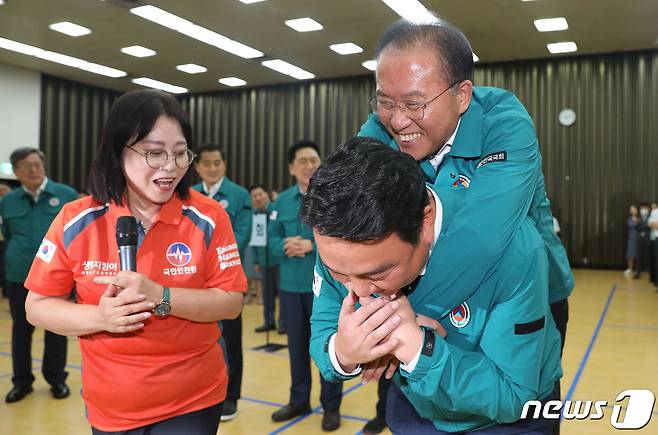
[{"xmin": 24, "ymin": 89, "xmax": 246, "ymax": 434}]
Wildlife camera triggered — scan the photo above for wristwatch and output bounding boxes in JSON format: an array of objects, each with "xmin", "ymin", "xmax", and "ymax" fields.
[{"xmin": 153, "ymin": 286, "xmax": 172, "ymax": 318}]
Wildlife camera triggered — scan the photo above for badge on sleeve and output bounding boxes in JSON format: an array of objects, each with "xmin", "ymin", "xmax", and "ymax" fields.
[
  {"xmin": 219, "ymin": 199, "xmax": 229, "ymax": 209},
  {"xmin": 49, "ymin": 197, "xmax": 61, "ymax": 207},
  {"xmin": 449, "ymin": 302, "xmax": 471, "ymax": 328},
  {"xmin": 312, "ymin": 267, "xmax": 323, "ymax": 297},
  {"xmin": 36, "ymin": 238, "xmax": 57, "ymax": 264}
]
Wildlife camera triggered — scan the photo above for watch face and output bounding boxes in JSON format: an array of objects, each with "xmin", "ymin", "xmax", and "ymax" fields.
[{"xmin": 154, "ymin": 302, "xmax": 171, "ymax": 317}]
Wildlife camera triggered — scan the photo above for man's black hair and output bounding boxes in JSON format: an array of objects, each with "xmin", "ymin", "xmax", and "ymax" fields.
[
  {"xmin": 196, "ymin": 143, "xmax": 226, "ymax": 161},
  {"xmin": 301, "ymin": 137, "xmax": 429, "ymax": 245},
  {"xmin": 287, "ymin": 140, "xmax": 320, "ymax": 164}
]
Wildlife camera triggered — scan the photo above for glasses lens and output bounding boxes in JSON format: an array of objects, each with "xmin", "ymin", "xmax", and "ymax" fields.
[
  {"xmin": 175, "ymin": 150, "xmax": 195, "ymax": 168},
  {"xmin": 146, "ymin": 150, "xmax": 167, "ymax": 169}
]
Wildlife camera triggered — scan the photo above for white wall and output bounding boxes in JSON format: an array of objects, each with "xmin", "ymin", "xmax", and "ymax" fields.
[{"xmin": 0, "ymin": 63, "xmax": 41, "ymax": 179}]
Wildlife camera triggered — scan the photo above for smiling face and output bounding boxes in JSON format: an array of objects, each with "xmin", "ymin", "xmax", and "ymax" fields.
[
  {"xmin": 13, "ymin": 152, "xmax": 46, "ymax": 192},
  {"xmin": 376, "ymin": 45, "xmax": 472, "ymax": 161},
  {"xmin": 250, "ymin": 187, "xmax": 269, "ymax": 210},
  {"xmin": 289, "ymin": 146, "xmax": 321, "ymax": 190},
  {"xmin": 195, "ymin": 150, "xmax": 226, "ymax": 186},
  {"xmin": 122, "ymin": 115, "xmax": 189, "ymax": 205}
]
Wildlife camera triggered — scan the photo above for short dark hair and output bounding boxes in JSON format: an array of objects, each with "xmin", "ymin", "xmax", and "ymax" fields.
[
  {"xmin": 10, "ymin": 147, "xmax": 45, "ymax": 167},
  {"xmin": 301, "ymin": 137, "xmax": 429, "ymax": 245},
  {"xmin": 249, "ymin": 184, "xmax": 267, "ymax": 193},
  {"xmin": 88, "ymin": 90, "xmax": 194, "ymax": 205},
  {"xmin": 196, "ymin": 143, "xmax": 226, "ymax": 161},
  {"xmin": 375, "ymin": 18, "xmax": 474, "ymax": 84},
  {"xmin": 287, "ymin": 140, "xmax": 320, "ymax": 164}
]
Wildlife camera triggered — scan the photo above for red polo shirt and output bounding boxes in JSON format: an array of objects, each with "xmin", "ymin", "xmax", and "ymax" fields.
[{"xmin": 25, "ymin": 190, "xmax": 247, "ymax": 431}]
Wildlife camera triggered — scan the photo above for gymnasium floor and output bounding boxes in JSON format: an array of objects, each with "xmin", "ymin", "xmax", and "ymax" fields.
[{"xmin": 0, "ymin": 269, "xmax": 656, "ymax": 434}]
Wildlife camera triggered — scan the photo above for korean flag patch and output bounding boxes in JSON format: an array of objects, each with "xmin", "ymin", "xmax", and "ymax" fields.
[
  {"xmin": 312, "ymin": 267, "xmax": 323, "ymax": 297},
  {"xmin": 36, "ymin": 238, "xmax": 57, "ymax": 264}
]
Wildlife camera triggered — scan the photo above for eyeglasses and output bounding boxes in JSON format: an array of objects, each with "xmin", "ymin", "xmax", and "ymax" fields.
[
  {"xmin": 128, "ymin": 147, "xmax": 196, "ymax": 169},
  {"xmin": 13, "ymin": 161, "xmax": 45, "ymax": 171},
  {"xmin": 369, "ymin": 81, "xmax": 461, "ymax": 121}
]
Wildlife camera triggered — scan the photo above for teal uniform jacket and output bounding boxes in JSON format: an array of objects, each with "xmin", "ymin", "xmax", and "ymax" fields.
[
  {"xmin": 310, "ymin": 185, "xmax": 563, "ymax": 432},
  {"xmin": 253, "ymin": 202, "xmax": 279, "ymax": 268},
  {"xmin": 193, "ymin": 177, "xmax": 252, "ymax": 258},
  {"xmin": 359, "ymin": 86, "xmax": 574, "ymax": 303},
  {"xmin": 0, "ymin": 179, "xmax": 78, "ymax": 283},
  {"xmin": 268, "ymin": 185, "xmax": 315, "ymax": 293}
]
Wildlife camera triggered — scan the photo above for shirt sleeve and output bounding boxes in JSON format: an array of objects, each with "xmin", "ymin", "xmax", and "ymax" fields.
[
  {"xmin": 399, "ymin": 229, "xmax": 559, "ymax": 424},
  {"xmin": 309, "ymin": 259, "xmax": 361, "ymax": 382},
  {"xmin": 204, "ymin": 209, "xmax": 247, "ymax": 293},
  {"xmin": 24, "ymin": 206, "xmax": 75, "ymax": 297}
]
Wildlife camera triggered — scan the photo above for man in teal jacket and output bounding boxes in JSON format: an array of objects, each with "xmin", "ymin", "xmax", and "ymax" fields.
[
  {"xmin": 360, "ymin": 19, "xmax": 573, "ymax": 350},
  {"xmin": 1, "ymin": 147, "xmax": 78, "ymax": 403},
  {"xmin": 268, "ymin": 140, "xmax": 343, "ymax": 432},
  {"xmin": 301, "ymin": 138, "xmax": 562, "ymax": 434},
  {"xmin": 193, "ymin": 143, "xmax": 251, "ymax": 421},
  {"xmin": 249, "ymin": 184, "xmax": 284, "ymax": 333}
]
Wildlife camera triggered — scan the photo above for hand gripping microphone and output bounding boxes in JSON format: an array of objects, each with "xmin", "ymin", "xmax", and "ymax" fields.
[{"xmin": 116, "ymin": 216, "xmax": 138, "ymax": 272}]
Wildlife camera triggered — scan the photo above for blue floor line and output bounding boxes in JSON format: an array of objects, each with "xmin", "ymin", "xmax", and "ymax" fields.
[{"xmin": 563, "ymin": 284, "xmax": 617, "ymax": 412}]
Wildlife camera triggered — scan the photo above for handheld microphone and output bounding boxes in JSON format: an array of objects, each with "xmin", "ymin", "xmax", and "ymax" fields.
[{"xmin": 116, "ymin": 216, "xmax": 138, "ymax": 272}]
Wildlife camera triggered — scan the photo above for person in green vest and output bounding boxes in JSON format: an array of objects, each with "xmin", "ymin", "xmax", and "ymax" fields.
[
  {"xmin": 358, "ymin": 19, "xmax": 573, "ymax": 434},
  {"xmin": 269, "ymin": 140, "xmax": 343, "ymax": 432},
  {"xmin": 193, "ymin": 143, "xmax": 251, "ymax": 422},
  {"xmin": 249, "ymin": 184, "xmax": 285, "ymax": 334},
  {"xmin": 301, "ymin": 137, "xmax": 562, "ymax": 434},
  {"xmin": 1, "ymin": 147, "xmax": 78, "ymax": 403}
]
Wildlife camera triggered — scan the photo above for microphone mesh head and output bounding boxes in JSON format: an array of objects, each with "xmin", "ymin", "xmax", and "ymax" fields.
[{"xmin": 116, "ymin": 216, "xmax": 138, "ymax": 246}]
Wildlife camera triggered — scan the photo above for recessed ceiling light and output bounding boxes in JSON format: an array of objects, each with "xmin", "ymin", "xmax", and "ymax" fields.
[
  {"xmin": 473, "ymin": 52, "xmax": 479, "ymax": 62},
  {"xmin": 329, "ymin": 43, "xmax": 363, "ymax": 55},
  {"xmin": 285, "ymin": 18, "xmax": 323, "ymax": 32},
  {"xmin": 132, "ymin": 77, "xmax": 188, "ymax": 94},
  {"xmin": 0, "ymin": 1, "xmax": 5, "ymax": 6},
  {"xmin": 121, "ymin": 45, "xmax": 156, "ymax": 58},
  {"xmin": 130, "ymin": 5, "xmax": 263, "ymax": 59},
  {"xmin": 49, "ymin": 21, "xmax": 92, "ymax": 37},
  {"xmin": 239, "ymin": 0, "xmax": 266, "ymax": 3},
  {"xmin": 176, "ymin": 63, "xmax": 207, "ymax": 74},
  {"xmin": 534, "ymin": 17, "xmax": 569, "ymax": 32},
  {"xmin": 380, "ymin": 0, "xmax": 438, "ymax": 24},
  {"xmin": 547, "ymin": 42, "xmax": 578, "ymax": 54},
  {"xmin": 0, "ymin": 37, "xmax": 126, "ymax": 77},
  {"xmin": 219, "ymin": 77, "xmax": 247, "ymax": 87},
  {"xmin": 362, "ymin": 60, "xmax": 377, "ymax": 71},
  {"xmin": 261, "ymin": 59, "xmax": 315, "ymax": 80}
]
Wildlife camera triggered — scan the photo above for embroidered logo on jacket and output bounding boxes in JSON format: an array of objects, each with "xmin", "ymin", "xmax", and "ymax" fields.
[
  {"xmin": 166, "ymin": 242, "xmax": 192, "ymax": 267},
  {"xmin": 451, "ymin": 174, "xmax": 471, "ymax": 188},
  {"xmin": 449, "ymin": 302, "xmax": 471, "ymax": 328}
]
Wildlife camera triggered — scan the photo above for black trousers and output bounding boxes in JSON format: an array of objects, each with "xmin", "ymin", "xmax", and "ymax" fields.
[
  {"xmin": 549, "ymin": 298, "xmax": 569, "ymax": 356},
  {"xmin": 221, "ymin": 315, "xmax": 243, "ymax": 402},
  {"xmin": 7, "ymin": 281, "xmax": 68, "ymax": 388},
  {"xmin": 261, "ymin": 266, "xmax": 282, "ymax": 327},
  {"xmin": 280, "ymin": 290, "xmax": 343, "ymax": 411},
  {"xmin": 649, "ymin": 240, "xmax": 657, "ymax": 284},
  {"xmin": 91, "ymin": 403, "xmax": 222, "ymax": 435},
  {"xmin": 635, "ymin": 235, "xmax": 650, "ymax": 275}
]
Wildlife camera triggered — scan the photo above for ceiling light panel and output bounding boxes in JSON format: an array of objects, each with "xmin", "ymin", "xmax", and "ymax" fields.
[
  {"xmin": 285, "ymin": 18, "xmax": 323, "ymax": 32},
  {"xmin": 534, "ymin": 17, "xmax": 569, "ymax": 32},
  {"xmin": 219, "ymin": 77, "xmax": 247, "ymax": 87},
  {"xmin": 547, "ymin": 42, "xmax": 578, "ymax": 54},
  {"xmin": 132, "ymin": 77, "xmax": 188, "ymax": 94},
  {"xmin": 49, "ymin": 21, "xmax": 92, "ymax": 37},
  {"xmin": 329, "ymin": 43, "xmax": 363, "ymax": 55},
  {"xmin": 130, "ymin": 5, "xmax": 263, "ymax": 59},
  {"xmin": 239, "ymin": 0, "xmax": 267, "ymax": 3},
  {"xmin": 473, "ymin": 52, "xmax": 480, "ymax": 62},
  {"xmin": 176, "ymin": 63, "xmax": 207, "ymax": 74},
  {"xmin": 362, "ymin": 60, "xmax": 377, "ymax": 71},
  {"xmin": 121, "ymin": 45, "xmax": 156, "ymax": 57},
  {"xmin": 380, "ymin": 0, "xmax": 438, "ymax": 24},
  {"xmin": 0, "ymin": 37, "xmax": 126, "ymax": 78},
  {"xmin": 261, "ymin": 59, "xmax": 315, "ymax": 80}
]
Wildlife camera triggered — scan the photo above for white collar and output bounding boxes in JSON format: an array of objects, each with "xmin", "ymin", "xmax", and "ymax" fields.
[
  {"xmin": 23, "ymin": 177, "xmax": 48, "ymax": 200},
  {"xmin": 204, "ymin": 177, "xmax": 224, "ymax": 197},
  {"xmin": 428, "ymin": 118, "xmax": 461, "ymax": 170},
  {"xmin": 418, "ymin": 186, "xmax": 443, "ymax": 276}
]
